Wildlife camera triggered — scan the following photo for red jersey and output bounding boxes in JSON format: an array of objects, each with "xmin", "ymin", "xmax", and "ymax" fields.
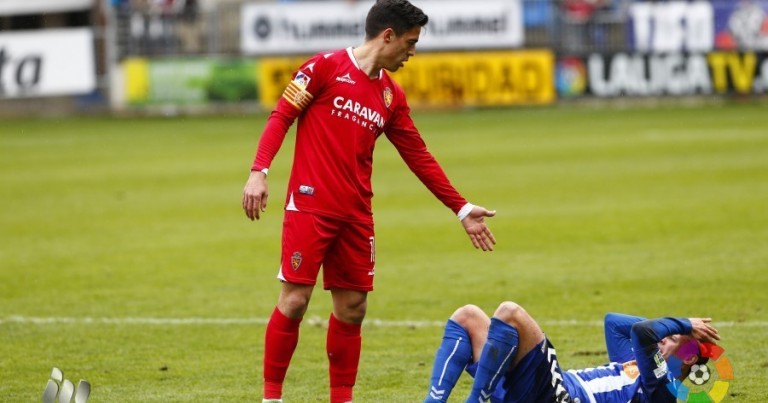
[{"xmin": 252, "ymin": 48, "xmax": 467, "ymax": 223}]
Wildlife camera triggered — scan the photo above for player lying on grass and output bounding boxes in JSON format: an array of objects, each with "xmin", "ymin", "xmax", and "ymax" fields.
[{"xmin": 424, "ymin": 301, "xmax": 720, "ymax": 402}]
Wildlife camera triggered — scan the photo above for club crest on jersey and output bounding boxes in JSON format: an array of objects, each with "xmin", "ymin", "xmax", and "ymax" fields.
[
  {"xmin": 290, "ymin": 252, "xmax": 302, "ymax": 271},
  {"xmin": 293, "ymin": 72, "xmax": 311, "ymax": 88},
  {"xmin": 622, "ymin": 361, "xmax": 640, "ymax": 379},
  {"xmin": 383, "ymin": 87, "xmax": 393, "ymax": 108}
]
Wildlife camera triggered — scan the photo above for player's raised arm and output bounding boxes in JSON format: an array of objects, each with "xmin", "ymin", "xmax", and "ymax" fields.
[
  {"xmin": 689, "ymin": 318, "xmax": 720, "ymax": 344},
  {"xmin": 459, "ymin": 204, "xmax": 497, "ymax": 251}
]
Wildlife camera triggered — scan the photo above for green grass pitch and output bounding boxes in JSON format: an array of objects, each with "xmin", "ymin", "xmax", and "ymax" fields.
[{"xmin": 1, "ymin": 100, "xmax": 767, "ymax": 401}]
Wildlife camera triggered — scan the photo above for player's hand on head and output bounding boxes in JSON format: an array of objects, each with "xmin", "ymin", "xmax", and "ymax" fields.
[
  {"xmin": 461, "ymin": 206, "xmax": 496, "ymax": 251},
  {"xmin": 689, "ymin": 317, "xmax": 720, "ymax": 344},
  {"xmin": 242, "ymin": 171, "xmax": 269, "ymax": 221}
]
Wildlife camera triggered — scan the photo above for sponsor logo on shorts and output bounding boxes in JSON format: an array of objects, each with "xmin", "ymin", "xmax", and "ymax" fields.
[{"xmin": 291, "ymin": 251, "xmax": 302, "ymax": 271}]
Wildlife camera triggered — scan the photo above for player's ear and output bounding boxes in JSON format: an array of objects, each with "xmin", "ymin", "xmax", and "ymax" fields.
[
  {"xmin": 382, "ymin": 28, "xmax": 395, "ymax": 42},
  {"xmin": 682, "ymin": 354, "xmax": 698, "ymax": 366}
]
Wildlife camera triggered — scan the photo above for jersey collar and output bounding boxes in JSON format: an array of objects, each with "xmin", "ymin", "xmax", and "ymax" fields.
[{"xmin": 346, "ymin": 47, "xmax": 383, "ymax": 80}]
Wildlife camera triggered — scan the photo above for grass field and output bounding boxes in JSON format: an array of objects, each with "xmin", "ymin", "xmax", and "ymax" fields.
[{"xmin": 1, "ymin": 100, "xmax": 767, "ymax": 402}]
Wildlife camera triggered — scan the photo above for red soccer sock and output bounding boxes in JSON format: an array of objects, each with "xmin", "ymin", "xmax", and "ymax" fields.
[
  {"xmin": 263, "ymin": 307, "xmax": 302, "ymax": 399},
  {"xmin": 327, "ymin": 313, "xmax": 362, "ymax": 403}
]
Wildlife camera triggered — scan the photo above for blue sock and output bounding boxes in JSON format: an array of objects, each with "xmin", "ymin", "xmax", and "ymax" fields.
[
  {"xmin": 424, "ymin": 320, "xmax": 473, "ymax": 403},
  {"xmin": 466, "ymin": 318, "xmax": 519, "ymax": 403}
]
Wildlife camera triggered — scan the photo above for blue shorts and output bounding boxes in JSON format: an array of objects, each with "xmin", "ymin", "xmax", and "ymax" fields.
[{"xmin": 466, "ymin": 338, "xmax": 571, "ymax": 403}]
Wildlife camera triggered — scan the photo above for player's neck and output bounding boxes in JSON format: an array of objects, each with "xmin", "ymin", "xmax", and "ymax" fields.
[{"xmin": 351, "ymin": 44, "xmax": 382, "ymax": 79}]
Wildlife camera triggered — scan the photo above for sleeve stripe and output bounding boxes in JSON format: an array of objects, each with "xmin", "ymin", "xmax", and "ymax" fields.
[{"xmin": 282, "ymin": 81, "xmax": 314, "ymax": 110}]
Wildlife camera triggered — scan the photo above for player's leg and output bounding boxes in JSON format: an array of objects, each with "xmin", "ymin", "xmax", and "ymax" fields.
[
  {"xmin": 424, "ymin": 305, "xmax": 489, "ymax": 403},
  {"xmin": 263, "ymin": 282, "xmax": 313, "ymax": 401},
  {"xmin": 328, "ymin": 288, "xmax": 367, "ymax": 403},
  {"xmin": 474, "ymin": 301, "xmax": 571, "ymax": 402},
  {"xmin": 323, "ymin": 220, "xmax": 375, "ymax": 403},
  {"xmin": 466, "ymin": 301, "xmax": 544, "ymax": 402},
  {"xmin": 263, "ymin": 211, "xmax": 333, "ymax": 402}
]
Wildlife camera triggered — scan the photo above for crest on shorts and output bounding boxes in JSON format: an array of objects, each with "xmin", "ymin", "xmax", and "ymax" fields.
[
  {"xmin": 383, "ymin": 87, "xmax": 393, "ymax": 108},
  {"xmin": 290, "ymin": 251, "xmax": 302, "ymax": 271}
]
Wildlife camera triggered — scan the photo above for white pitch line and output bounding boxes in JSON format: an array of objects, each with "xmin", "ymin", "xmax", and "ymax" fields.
[{"xmin": 1, "ymin": 315, "xmax": 766, "ymax": 328}]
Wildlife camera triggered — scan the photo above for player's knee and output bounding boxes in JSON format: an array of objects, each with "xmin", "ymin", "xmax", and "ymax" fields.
[
  {"xmin": 335, "ymin": 298, "xmax": 368, "ymax": 324},
  {"xmin": 279, "ymin": 290, "xmax": 312, "ymax": 318},
  {"xmin": 493, "ymin": 301, "xmax": 528, "ymax": 325},
  {"xmin": 450, "ymin": 304, "xmax": 486, "ymax": 327}
]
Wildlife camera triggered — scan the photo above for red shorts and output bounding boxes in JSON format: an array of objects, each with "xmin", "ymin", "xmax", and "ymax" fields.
[{"xmin": 278, "ymin": 211, "xmax": 375, "ymax": 291}]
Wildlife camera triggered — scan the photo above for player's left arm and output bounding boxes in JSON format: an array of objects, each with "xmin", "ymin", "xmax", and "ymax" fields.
[
  {"xmin": 604, "ymin": 313, "xmax": 644, "ymax": 362},
  {"xmin": 385, "ymin": 102, "xmax": 496, "ymax": 251}
]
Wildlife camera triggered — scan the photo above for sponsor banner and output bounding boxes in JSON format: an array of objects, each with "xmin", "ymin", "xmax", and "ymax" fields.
[
  {"xmin": 123, "ymin": 58, "xmax": 258, "ymax": 105},
  {"xmin": 390, "ymin": 50, "xmax": 554, "ymax": 107},
  {"xmin": 241, "ymin": 0, "xmax": 522, "ymax": 55},
  {"xmin": 0, "ymin": 0, "xmax": 93, "ymax": 16},
  {"xmin": 0, "ymin": 28, "xmax": 95, "ymax": 99},
  {"xmin": 259, "ymin": 56, "xmax": 310, "ymax": 108},
  {"xmin": 259, "ymin": 50, "xmax": 554, "ymax": 108},
  {"xmin": 628, "ymin": 1, "xmax": 714, "ymax": 52},
  {"xmin": 556, "ymin": 52, "xmax": 768, "ymax": 97},
  {"xmin": 713, "ymin": 1, "xmax": 768, "ymax": 51}
]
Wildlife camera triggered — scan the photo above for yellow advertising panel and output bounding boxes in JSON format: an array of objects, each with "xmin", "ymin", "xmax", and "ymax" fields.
[
  {"xmin": 259, "ymin": 56, "xmax": 312, "ymax": 109},
  {"xmin": 258, "ymin": 50, "xmax": 555, "ymax": 109},
  {"xmin": 123, "ymin": 57, "xmax": 149, "ymax": 103},
  {"xmin": 391, "ymin": 50, "xmax": 555, "ymax": 107}
]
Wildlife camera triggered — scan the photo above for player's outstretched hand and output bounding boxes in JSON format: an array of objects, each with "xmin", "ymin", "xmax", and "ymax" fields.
[
  {"xmin": 461, "ymin": 206, "xmax": 496, "ymax": 251},
  {"xmin": 689, "ymin": 318, "xmax": 720, "ymax": 344},
  {"xmin": 242, "ymin": 170, "xmax": 269, "ymax": 221}
]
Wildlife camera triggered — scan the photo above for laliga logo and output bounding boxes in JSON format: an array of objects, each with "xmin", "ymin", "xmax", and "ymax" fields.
[{"xmin": 667, "ymin": 342, "xmax": 734, "ymax": 402}]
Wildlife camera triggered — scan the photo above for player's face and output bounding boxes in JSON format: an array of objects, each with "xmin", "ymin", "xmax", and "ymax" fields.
[
  {"xmin": 658, "ymin": 334, "xmax": 694, "ymax": 360},
  {"xmin": 382, "ymin": 26, "xmax": 421, "ymax": 72}
]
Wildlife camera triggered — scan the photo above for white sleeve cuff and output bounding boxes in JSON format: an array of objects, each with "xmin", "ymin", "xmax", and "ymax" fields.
[
  {"xmin": 259, "ymin": 168, "xmax": 269, "ymax": 176},
  {"xmin": 457, "ymin": 203, "xmax": 474, "ymax": 221}
]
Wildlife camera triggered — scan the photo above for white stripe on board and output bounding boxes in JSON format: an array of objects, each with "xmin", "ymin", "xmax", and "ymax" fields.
[{"xmin": 1, "ymin": 315, "xmax": 766, "ymax": 328}]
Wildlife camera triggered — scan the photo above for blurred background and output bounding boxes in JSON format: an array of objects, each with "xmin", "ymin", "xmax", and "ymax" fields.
[{"xmin": 1, "ymin": 0, "xmax": 767, "ymax": 116}]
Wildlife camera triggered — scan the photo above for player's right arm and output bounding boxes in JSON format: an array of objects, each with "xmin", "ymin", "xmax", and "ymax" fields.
[
  {"xmin": 242, "ymin": 101, "xmax": 299, "ymax": 221},
  {"xmin": 243, "ymin": 169, "xmax": 269, "ymax": 220},
  {"xmin": 242, "ymin": 55, "xmax": 325, "ymax": 221}
]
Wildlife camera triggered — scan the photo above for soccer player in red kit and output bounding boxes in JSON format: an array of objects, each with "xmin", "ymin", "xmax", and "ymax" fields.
[{"xmin": 242, "ymin": 1, "xmax": 496, "ymax": 402}]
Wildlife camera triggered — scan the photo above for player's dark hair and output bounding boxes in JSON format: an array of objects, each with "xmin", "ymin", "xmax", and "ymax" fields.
[{"xmin": 365, "ymin": 0, "xmax": 428, "ymax": 39}]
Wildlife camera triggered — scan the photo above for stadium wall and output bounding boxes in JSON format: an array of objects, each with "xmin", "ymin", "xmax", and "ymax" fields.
[{"xmin": 3, "ymin": 0, "xmax": 768, "ymax": 116}]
